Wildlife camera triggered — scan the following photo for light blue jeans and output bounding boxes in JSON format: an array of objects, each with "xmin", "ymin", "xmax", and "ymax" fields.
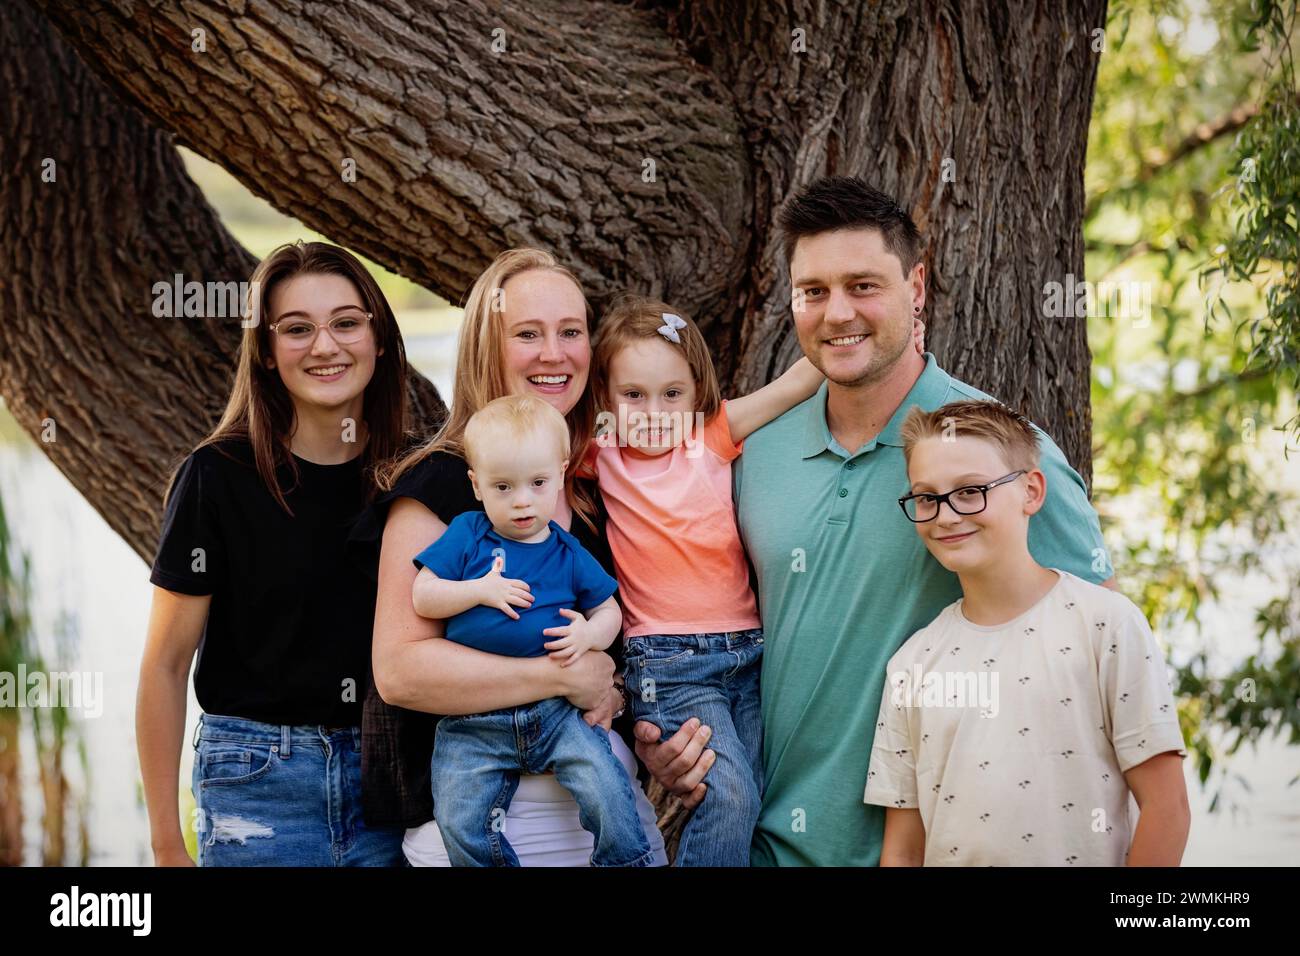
[
  {"xmin": 624, "ymin": 628, "xmax": 764, "ymax": 866},
  {"xmin": 430, "ymin": 695, "xmax": 656, "ymax": 867},
  {"xmin": 191, "ymin": 713, "xmax": 405, "ymax": 866}
]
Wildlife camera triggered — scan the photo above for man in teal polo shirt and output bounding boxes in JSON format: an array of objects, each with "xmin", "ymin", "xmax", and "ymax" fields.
[{"xmin": 633, "ymin": 176, "xmax": 1114, "ymax": 866}]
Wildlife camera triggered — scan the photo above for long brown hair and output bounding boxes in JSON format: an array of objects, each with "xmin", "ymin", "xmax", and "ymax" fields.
[
  {"xmin": 167, "ymin": 241, "xmax": 409, "ymax": 515},
  {"xmin": 379, "ymin": 248, "xmax": 600, "ymax": 533}
]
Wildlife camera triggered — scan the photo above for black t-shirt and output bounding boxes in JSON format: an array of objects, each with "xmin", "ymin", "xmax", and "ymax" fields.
[
  {"xmin": 347, "ymin": 449, "xmax": 631, "ymax": 829},
  {"xmin": 149, "ymin": 438, "xmax": 376, "ymax": 726}
]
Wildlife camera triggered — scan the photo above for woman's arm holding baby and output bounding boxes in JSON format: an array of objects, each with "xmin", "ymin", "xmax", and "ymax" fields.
[
  {"xmin": 374, "ymin": 498, "xmax": 612, "ymax": 715},
  {"xmin": 1124, "ymin": 752, "xmax": 1191, "ymax": 866}
]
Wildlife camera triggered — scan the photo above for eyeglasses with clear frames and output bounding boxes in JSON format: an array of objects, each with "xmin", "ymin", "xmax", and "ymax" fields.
[{"xmin": 268, "ymin": 310, "xmax": 373, "ymax": 348}]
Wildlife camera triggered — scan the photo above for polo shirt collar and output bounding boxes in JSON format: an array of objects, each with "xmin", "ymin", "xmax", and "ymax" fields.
[
  {"xmin": 800, "ymin": 352, "xmax": 952, "ymax": 459},
  {"xmin": 801, "ymin": 381, "xmax": 834, "ymax": 458},
  {"xmin": 878, "ymin": 352, "xmax": 952, "ymax": 446}
]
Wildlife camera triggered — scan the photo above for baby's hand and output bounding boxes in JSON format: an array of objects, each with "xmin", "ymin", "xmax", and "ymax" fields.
[
  {"xmin": 542, "ymin": 609, "xmax": 594, "ymax": 666},
  {"xmin": 475, "ymin": 555, "xmax": 533, "ymax": 620}
]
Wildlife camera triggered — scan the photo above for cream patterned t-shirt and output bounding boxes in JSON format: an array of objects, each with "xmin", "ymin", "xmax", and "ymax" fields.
[{"xmin": 864, "ymin": 569, "xmax": 1185, "ymax": 866}]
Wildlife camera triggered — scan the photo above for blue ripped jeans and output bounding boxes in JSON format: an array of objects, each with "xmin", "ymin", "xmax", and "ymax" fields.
[
  {"xmin": 430, "ymin": 695, "xmax": 656, "ymax": 867},
  {"xmin": 191, "ymin": 713, "xmax": 405, "ymax": 867},
  {"xmin": 624, "ymin": 629, "xmax": 764, "ymax": 867}
]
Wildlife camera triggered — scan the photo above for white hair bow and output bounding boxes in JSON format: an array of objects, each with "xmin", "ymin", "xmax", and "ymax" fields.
[{"xmin": 657, "ymin": 312, "xmax": 687, "ymax": 344}]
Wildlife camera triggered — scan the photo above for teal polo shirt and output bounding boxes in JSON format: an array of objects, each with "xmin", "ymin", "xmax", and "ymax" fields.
[{"xmin": 734, "ymin": 353, "xmax": 1110, "ymax": 866}]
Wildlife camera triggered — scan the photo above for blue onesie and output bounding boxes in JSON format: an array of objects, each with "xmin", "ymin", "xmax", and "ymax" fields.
[{"xmin": 412, "ymin": 510, "xmax": 618, "ymax": 656}]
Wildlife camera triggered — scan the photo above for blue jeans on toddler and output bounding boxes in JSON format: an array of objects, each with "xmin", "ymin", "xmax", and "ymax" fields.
[
  {"xmin": 623, "ymin": 628, "xmax": 764, "ymax": 867},
  {"xmin": 191, "ymin": 713, "xmax": 406, "ymax": 866},
  {"xmin": 430, "ymin": 695, "xmax": 656, "ymax": 867}
]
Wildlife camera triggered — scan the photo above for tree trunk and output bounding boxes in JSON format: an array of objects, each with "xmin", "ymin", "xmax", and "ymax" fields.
[
  {"xmin": 0, "ymin": 0, "xmax": 445, "ymax": 565},
  {"xmin": 23, "ymin": 0, "xmax": 1105, "ymax": 507},
  {"xmin": 660, "ymin": 0, "xmax": 1106, "ymax": 475},
  {"xmin": 5, "ymin": 0, "xmax": 1106, "ymax": 860}
]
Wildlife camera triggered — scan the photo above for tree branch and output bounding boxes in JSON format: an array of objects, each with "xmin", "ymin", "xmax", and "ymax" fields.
[
  {"xmin": 1171, "ymin": 364, "xmax": 1272, "ymax": 403},
  {"xmin": 1086, "ymin": 236, "xmax": 1195, "ymax": 282},
  {"xmin": 35, "ymin": 0, "xmax": 752, "ymax": 319},
  {"xmin": 1085, "ymin": 102, "xmax": 1260, "ymax": 218}
]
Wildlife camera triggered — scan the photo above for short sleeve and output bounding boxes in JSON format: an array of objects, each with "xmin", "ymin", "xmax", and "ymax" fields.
[
  {"xmin": 568, "ymin": 537, "xmax": 619, "ymax": 611},
  {"xmin": 347, "ymin": 450, "xmax": 481, "ymax": 584},
  {"xmin": 412, "ymin": 512, "xmax": 477, "ymax": 578},
  {"xmin": 863, "ymin": 662, "xmax": 919, "ymax": 809},
  {"xmin": 1099, "ymin": 598, "xmax": 1187, "ymax": 773},
  {"xmin": 702, "ymin": 401, "xmax": 743, "ymax": 462},
  {"xmin": 392, "ymin": 452, "xmax": 479, "ymax": 525},
  {"xmin": 1028, "ymin": 427, "xmax": 1112, "ymax": 584},
  {"xmin": 149, "ymin": 452, "xmax": 224, "ymax": 596}
]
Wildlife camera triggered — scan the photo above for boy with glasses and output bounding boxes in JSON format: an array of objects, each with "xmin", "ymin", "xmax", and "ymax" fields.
[{"xmin": 865, "ymin": 400, "xmax": 1190, "ymax": 866}]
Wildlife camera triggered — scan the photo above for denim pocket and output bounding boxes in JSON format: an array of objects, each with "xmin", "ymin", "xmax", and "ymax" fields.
[
  {"xmin": 626, "ymin": 637, "xmax": 695, "ymax": 668},
  {"xmin": 198, "ymin": 745, "xmax": 276, "ymax": 788}
]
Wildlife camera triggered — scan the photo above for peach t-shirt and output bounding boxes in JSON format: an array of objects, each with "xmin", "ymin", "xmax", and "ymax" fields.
[{"xmin": 581, "ymin": 400, "xmax": 761, "ymax": 638}]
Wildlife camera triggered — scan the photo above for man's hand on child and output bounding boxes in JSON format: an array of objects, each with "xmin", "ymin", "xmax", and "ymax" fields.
[
  {"xmin": 542, "ymin": 608, "xmax": 594, "ymax": 666},
  {"xmin": 476, "ymin": 555, "xmax": 533, "ymax": 620},
  {"xmin": 633, "ymin": 719, "xmax": 712, "ymax": 810}
]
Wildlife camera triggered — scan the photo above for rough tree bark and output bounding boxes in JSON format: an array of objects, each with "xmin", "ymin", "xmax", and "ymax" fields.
[
  {"xmin": 0, "ymin": 0, "xmax": 445, "ymax": 564},
  {"xmin": 10, "ymin": 0, "xmax": 1106, "ymax": 550},
  {"xmin": 660, "ymin": 0, "xmax": 1106, "ymax": 449},
  {"xmin": 35, "ymin": 0, "xmax": 752, "ymax": 325},
  {"xmin": 3, "ymin": 0, "xmax": 1107, "ymax": 853}
]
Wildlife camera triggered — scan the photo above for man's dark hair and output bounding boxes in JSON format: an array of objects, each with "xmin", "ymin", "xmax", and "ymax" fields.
[{"xmin": 777, "ymin": 176, "xmax": 922, "ymax": 275}]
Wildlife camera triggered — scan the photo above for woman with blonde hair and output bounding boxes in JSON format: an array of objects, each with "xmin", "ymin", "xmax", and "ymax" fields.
[{"xmin": 355, "ymin": 248, "xmax": 667, "ymax": 865}]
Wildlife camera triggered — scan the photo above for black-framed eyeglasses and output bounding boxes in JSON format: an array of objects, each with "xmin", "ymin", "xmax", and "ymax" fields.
[{"xmin": 897, "ymin": 470, "xmax": 1026, "ymax": 523}]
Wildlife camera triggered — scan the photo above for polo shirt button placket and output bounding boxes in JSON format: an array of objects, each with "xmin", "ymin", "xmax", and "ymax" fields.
[{"xmin": 829, "ymin": 454, "xmax": 861, "ymax": 522}]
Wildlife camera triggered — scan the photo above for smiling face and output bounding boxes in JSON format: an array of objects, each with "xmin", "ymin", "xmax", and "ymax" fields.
[
  {"xmin": 467, "ymin": 429, "xmax": 569, "ymax": 543},
  {"xmin": 605, "ymin": 337, "xmax": 698, "ymax": 456},
  {"xmin": 905, "ymin": 434, "xmax": 1046, "ymax": 576},
  {"xmin": 500, "ymin": 269, "xmax": 591, "ymax": 417},
  {"xmin": 789, "ymin": 227, "xmax": 925, "ymax": 387},
  {"xmin": 266, "ymin": 272, "xmax": 379, "ymax": 413}
]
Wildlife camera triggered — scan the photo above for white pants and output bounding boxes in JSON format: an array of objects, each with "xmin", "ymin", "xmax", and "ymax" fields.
[{"xmin": 403, "ymin": 732, "xmax": 668, "ymax": 866}]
